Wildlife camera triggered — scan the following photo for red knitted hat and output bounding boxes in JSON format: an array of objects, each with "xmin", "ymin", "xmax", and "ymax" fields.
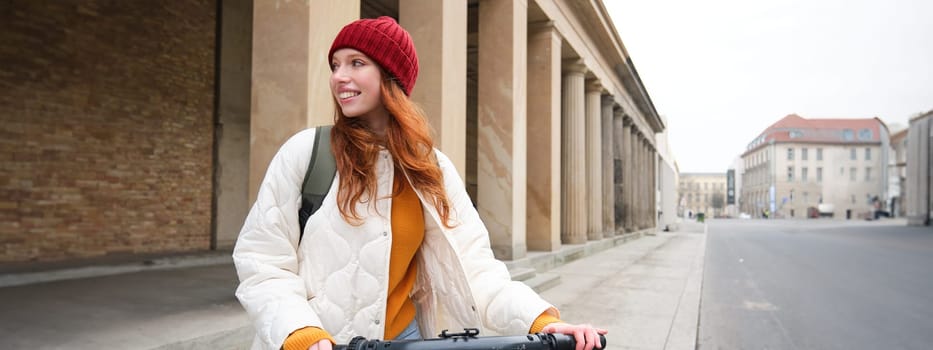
[{"xmin": 328, "ymin": 16, "xmax": 419, "ymax": 96}]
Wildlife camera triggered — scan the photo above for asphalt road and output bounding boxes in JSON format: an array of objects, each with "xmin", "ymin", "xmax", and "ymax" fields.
[{"xmin": 698, "ymin": 219, "xmax": 933, "ymax": 350}]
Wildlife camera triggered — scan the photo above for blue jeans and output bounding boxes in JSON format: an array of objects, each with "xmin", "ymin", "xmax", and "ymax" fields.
[{"xmin": 394, "ymin": 319, "xmax": 422, "ymax": 340}]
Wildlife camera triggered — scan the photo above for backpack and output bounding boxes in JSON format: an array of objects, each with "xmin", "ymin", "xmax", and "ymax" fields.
[{"xmin": 298, "ymin": 125, "xmax": 337, "ymax": 240}]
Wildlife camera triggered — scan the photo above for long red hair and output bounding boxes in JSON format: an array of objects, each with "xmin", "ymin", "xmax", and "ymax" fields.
[{"xmin": 331, "ymin": 77, "xmax": 454, "ymax": 228}]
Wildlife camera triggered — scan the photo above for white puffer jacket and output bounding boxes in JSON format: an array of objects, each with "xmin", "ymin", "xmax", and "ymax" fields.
[{"xmin": 233, "ymin": 128, "xmax": 557, "ymax": 350}]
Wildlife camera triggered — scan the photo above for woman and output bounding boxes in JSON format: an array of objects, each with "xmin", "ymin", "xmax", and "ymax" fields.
[{"xmin": 234, "ymin": 16, "xmax": 607, "ymax": 350}]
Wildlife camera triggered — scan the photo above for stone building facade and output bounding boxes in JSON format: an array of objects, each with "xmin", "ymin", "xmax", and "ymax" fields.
[
  {"xmin": 905, "ymin": 111, "xmax": 932, "ymax": 226},
  {"xmin": 679, "ymin": 173, "xmax": 727, "ymax": 218},
  {"xmin": 740, "ymin": 114, "xmax": 890, "ymax": 219},
  {"xmin": 1, "ymin": 0, "xmax": 665, "ymax": 265}
]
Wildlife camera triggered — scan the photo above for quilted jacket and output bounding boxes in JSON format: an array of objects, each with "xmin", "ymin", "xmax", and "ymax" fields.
[{"xmin": 233, "ymin": 128, "xmax": 558, "ymax": 350}]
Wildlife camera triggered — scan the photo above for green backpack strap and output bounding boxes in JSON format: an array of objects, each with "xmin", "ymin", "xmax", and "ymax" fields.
[{"xmin": 298, "ymin": 125, "xmax": 336, "ymax": 241}]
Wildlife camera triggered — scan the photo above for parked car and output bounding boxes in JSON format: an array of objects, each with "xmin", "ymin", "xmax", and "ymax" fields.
[{"xmin": 807, "ymin": 206, "xmax": 819, "ymax": 218}]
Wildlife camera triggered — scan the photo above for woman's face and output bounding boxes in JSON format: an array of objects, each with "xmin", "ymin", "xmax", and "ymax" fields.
[{"xmin": 330, "ymin": 48, "xmax": 388, "ymax": 122}]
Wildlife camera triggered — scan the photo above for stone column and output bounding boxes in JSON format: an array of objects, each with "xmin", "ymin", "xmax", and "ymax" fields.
[
  {"xmin": 622, "ymin": 120, "xmax": 634, "ymax": 232},
  {"xmin": 561, "ymin": 60, "xmax": 588, "ymax": 244},
  {"xmin": 642, "ymin": 140, "xmax": 650, "ymax": 229},
  {"xmin": 584, "ymin": 80, "xmax": 603, "ymax": 240},
  {"xmin": 646, "ymin": 142, "xmax": 653, "ymax": 228},
  {"xmin": 637, "ymin": 134, "xmax": 646, "ymax": 229},
  {"xmin": 654, "ymin": 148, "xmax": 659, "ymax": 227},
  {"xmin": 601, "ymin": 97, "xmax": 615, "ymax": 235},
  {"xmin": 612, "ymin": 110, "xmax": 625, "ymax": 233},
  {"xmin": 400, "ymin": 0, "xmax": 467, "ymax": 177},
  {"xmin": 631, "ymin": 129, "xmax": 644, "ymax": 231},
  {"xmin": 634, "ymin": 136, "xmax": 641, "ymax": 230},
  {"xmin": 477, "ymin": 0, "xmax": 527, "ymax": 260},
  {"xmin": 250, "ymin": 1, "xmax": 359, "ymax": 202},
  {"xmin": 526, "ymin": 21, "xmax": 562, "ymax": 252},
  {"xmin": 650, "ymin": 146, "xmax": 657, "ymax": 228},
  {"xmin": 216, "ymin": 0, "xmax": 253, "ymax": 248}
]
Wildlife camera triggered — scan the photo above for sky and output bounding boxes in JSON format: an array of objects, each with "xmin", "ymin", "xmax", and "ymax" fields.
[{"xmin": 603, "ymin": 0, "xmax": 933, "ymax": 173}]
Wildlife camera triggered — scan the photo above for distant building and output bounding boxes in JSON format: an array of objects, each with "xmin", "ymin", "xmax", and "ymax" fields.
[
  {"xmin": 679, "ymin": 173, "xmax": 727, "ymax": 218},
  {"xmin": 655, "ymin": 128, "xmax": 680, "ymax": 231},
  {"xmin": 740, "ymin": 114, "xmax": 890, "ymax": 219},
  {"xmin": 889, "ymin": 128, "xmax": 908, "ymax": 217},
  {"xmin": 905, "ymin": 111, "xmax": 932, "ymax": 226}
]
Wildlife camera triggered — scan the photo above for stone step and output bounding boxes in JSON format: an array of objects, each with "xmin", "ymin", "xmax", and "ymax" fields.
[
  {"xmin": 522, "ymin": 272, "xmax": 561, "ymax": 293},
  {"xmin": 509, "ymin": 267, "xmax": 537, "ymax": 282}
]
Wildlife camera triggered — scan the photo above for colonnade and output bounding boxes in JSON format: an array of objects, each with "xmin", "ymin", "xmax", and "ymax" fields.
[{"xmin": 248, "ymin": 0, "xmax": 662, "ymax": 261}]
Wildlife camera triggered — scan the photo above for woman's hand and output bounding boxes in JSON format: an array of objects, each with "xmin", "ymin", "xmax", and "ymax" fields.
[
  {"xmin": 308, "ymin": 339, "xmax": 333, "ymax": 350},
  {"xmin": 541, "ymin": 322, "xmax": 608, "ymax": 350}
]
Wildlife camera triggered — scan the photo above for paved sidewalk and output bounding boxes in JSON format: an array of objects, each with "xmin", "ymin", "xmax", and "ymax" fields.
[
  {"xmin": 0, "ymin": 222, "xmax": 706, "ymax": 350},
  {"xmin": 540, "ymin": 222, "xmax": 708, "ymax": 350}
]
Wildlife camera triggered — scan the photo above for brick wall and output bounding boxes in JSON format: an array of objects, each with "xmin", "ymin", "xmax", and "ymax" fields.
[{"xmin": 0, "ymin": 0, "xmax": 217, "ymax": 264}]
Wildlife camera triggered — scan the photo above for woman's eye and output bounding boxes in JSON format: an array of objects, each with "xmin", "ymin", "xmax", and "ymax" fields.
[
  {"xmin": 352, "ymin": 59, "xmax": 365, "ymax": 67},
  {"xmin": 329, "ymin": 63, "xmax": 338, "ymax": 71}
]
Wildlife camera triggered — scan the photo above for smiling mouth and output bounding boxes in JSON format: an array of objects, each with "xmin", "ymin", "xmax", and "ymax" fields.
[{"xmin": 338, "ymin": 91, "xmax": 360, "ymax": 99}]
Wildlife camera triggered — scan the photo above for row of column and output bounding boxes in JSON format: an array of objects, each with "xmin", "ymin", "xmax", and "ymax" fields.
[
  {"xmin": 555, "ymin": 61, "xmax": 658, "ymax": 246},
  {"xmin": 615, "ymin": 118, "xmax": 658, "ymax": 233},
  {"xmin": 428, "ymin": 4, "xmax": 661, "ymax": 255},
  {"xmin": 249, "ymin": 0, "xmax": 659, "ymax": 261},
  {"xmin": 524, "ymin": 21, "xmax": 660, "ymax": 256}
]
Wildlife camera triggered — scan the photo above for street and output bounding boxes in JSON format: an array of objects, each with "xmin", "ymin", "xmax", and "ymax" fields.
[{"xmin": 698, "ymin": 219, "xmax": 933, "ymax": 350}]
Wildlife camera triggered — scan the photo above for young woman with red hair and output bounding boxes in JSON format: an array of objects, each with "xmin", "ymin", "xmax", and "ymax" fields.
[{"xmin": 234, "ymin": 16, "xmax": 606, "ymax": 350}]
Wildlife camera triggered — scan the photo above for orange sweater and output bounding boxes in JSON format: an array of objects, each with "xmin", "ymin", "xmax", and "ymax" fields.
[
  {"xmin": 284, "ymin": 177, "xmax": 560, "ymax": 350},
  {"xmin": 383, "ymin": 173, "xmax": 425, "ymax": 339}
]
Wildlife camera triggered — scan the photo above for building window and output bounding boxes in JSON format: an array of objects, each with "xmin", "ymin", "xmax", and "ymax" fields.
[
  {"xmin": 843, "ymin": 129, "xmax": 854, "ymax": 141},
  {"xmin": 802, "ymin": 148, "xmax": 808, "ymax": 160},
  {"xmin": 801, "ymin": 167, "xmax": 809, "ymax": 182},
  {"xmin": 850, "ymin": 167, "xmax": 857, "ymax": 181},
  {"xmin": 787, "ymin": 166, "xmax": 794, "ymax": 182},
  {"xmin": 851, "ymin": 194, "xmax": 856, "ymax": 204},
  {"xmin": 840, "ymin": 167, "xmax": 845, "ymax": 175},
  {"xmin": 858, "ymin": 128, "xmax": 873, "ymax": 140},
  {"xmin": 865, "ymin": 148, "xmax": 871, "ymax": 160},
  {"xmin": 787, "ymin": 147, "xmax": 794, "ymax": 160},
  {"xmin": 816, "ymin": 167, "xmax": 823, "ymax": 182},
  {"xmin": 816, "ymin": 148, "xmax": 823, "ymax": 161},
  {"xmin": 865, "ymin": 167, "xmax": 871, "ymax": 181},
  {"xmin": 850, "ymin": 148, "xmax": 856, "ymax": 160},
  {"xmin": 803, "ymin": 192, "xmax": 809, "ymax": 204}
]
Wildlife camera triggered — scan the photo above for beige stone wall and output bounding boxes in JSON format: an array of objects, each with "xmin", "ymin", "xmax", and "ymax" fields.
[
  {"xmin": 742, "ymin": 142, "xmax": 887, "ymax": 219},
  {"xmin": 679, "ymin": 174, "xmax": 727, "ymax": 217},
  {"xmin": 0, "ymin": 1, "xmax": 216, "ymax": 263},
  {"xmin": 740, "ymin": 147, "xmax": 773, "ymax": 216},
  {"xmin": 906, "ymin": 114, "xmax": 932, "ymax": 225},
  {"xmin": 775, "ymin": 143, "xmax": 885, "ymax": 218}
]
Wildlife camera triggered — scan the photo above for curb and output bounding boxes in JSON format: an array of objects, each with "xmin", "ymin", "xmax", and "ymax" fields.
[{"xmin": 0, "ymin": 252, "xmax": 233, "ymax": 288}]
